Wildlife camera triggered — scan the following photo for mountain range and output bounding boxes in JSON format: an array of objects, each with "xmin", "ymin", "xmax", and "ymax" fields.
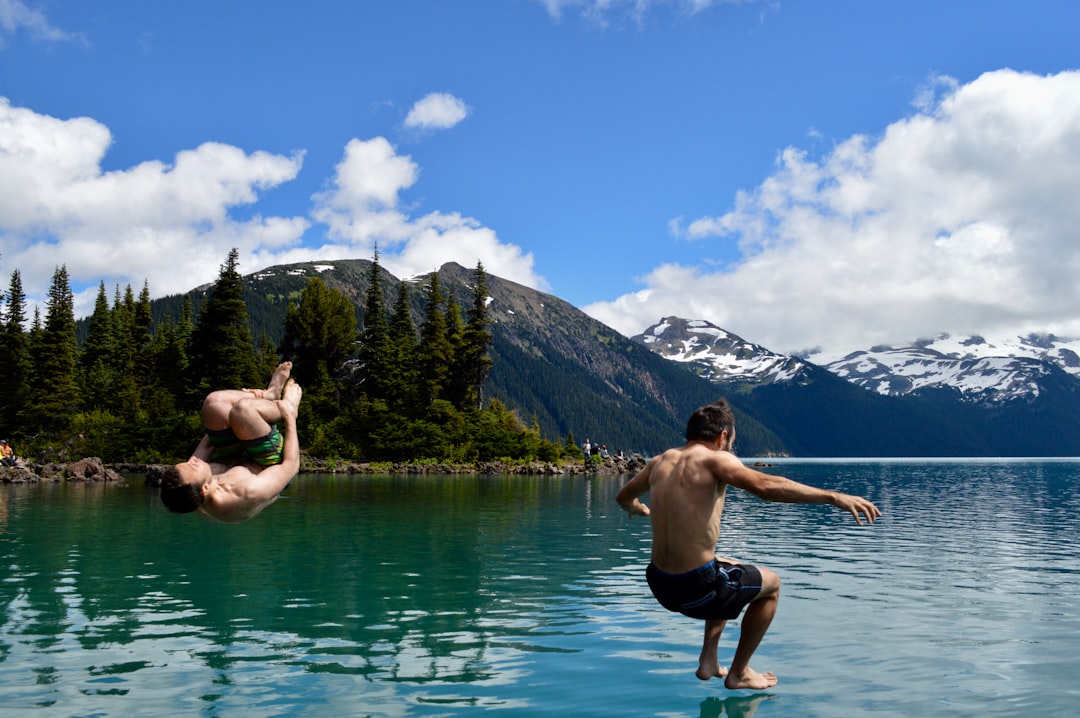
[
  {"xmin": 156, "ymin": 259, "xmax": 1080, "ymax": 458},
  {"xmin": 634, "ymin": 317, "xmax": 1080, "ymax": 456}
]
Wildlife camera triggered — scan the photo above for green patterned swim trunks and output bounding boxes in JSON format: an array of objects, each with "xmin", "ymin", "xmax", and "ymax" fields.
[{"xmin": 207, "ymin": 425, "xmax": 285, "ymax": 467}]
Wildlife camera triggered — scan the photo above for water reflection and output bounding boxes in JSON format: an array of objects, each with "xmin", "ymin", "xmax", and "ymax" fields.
[{"xmin": 1, "ymin": 464, "xmax": 1080, "ymax": 716}]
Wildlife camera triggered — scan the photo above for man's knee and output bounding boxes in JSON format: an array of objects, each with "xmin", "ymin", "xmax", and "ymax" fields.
[
  {"xmin": 758, "ymin": 567, "xmax": 781, "ymax": 597},
  {"xmin": 228, "ymin": 397, "xmax": 261, "ymax": 422},
  {"xmin": 202, "ymin": 392, "xmax": 235, "ymax": 427}
]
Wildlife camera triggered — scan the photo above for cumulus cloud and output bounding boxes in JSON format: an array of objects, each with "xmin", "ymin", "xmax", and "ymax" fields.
[
  {"xmin": 404, "ymin": 93, "xmax": 470, "ymax": 131},
  {"xmin": 0, "ymin": 97, "xmax": 546, "ymax": 320},
  {"xmin": 585, "ymin": 69, "xmax": 1080, "ymax": 356},
  {"xmin": 309, "ymin": 136, "xmax": 548, "ymax": 288},
  {"xmin": 0, "ymin": 98, "xmax": 307, "ymax": 313}
]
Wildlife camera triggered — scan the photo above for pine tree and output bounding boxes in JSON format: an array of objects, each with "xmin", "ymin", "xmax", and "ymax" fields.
[
  {"xmin": 151, "ymin": 296, "xmax": 192, "ymax": 404},
  {"xmin": 0, "ymin": 270, "xmax": 31, "ymax": 438},
  {"xmin": 385, "ymin": 279, "xmax": 419, "ymax": 412},
  {"xmin": 188, "ymin": 248, "xmax": 260, "ymax": 399},
  {"xmin": 280, "ymin": 276, "xmax": 358, "ymax": 425},
  {"xmin": 31, "ymin": 266, "xmax": 80, "ymax": 434},
  {"xmin": 417, "ymin": 271, "xmax": 451, "ymax": 406},
  {"xmin": 132, "ymin": 281, "xmax": 155, "ymax": 388},
  {"xmin": 457, "ymin": 261, "xmax": 494, "ymax": 409},
  {"xmin": 357, "ymin": 249, "xmax": 390, "ymax": 401},
  {"xmin": 79, "ymin": 282, "xmax": 118, "ymax": 411},
  {"xmin": 108, "ymin": 285, "xmax": 142, "ymax": 418}
]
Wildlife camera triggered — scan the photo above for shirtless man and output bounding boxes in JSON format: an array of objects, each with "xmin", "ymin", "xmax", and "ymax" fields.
[
  {"xmin": 160, "ymin": 362, "xmax": 303, "ymax": 523},
  {"xmin": 616, "ymin": 399, "xmax": 880, "ymax": 690}
]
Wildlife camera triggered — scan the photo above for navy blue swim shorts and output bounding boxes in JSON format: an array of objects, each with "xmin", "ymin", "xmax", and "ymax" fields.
[{"xmin": 646, "ymin": 559, "xmax": 763, "ymax": 620}]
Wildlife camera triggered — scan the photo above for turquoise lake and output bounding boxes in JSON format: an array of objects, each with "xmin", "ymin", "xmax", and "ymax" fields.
[{"xmin": 2, "ymin": 460, "xmax": 1079, "ymax": 716}]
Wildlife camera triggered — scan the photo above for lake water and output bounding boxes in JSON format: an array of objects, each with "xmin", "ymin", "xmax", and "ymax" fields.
[{"xmin": 1, "ymin": 460, "xmax": 1079, "ymax": 717}]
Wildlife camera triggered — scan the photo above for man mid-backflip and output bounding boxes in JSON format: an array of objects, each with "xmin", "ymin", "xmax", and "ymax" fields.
[{"xmin": 160, "ymin": 362, "xmax": 302, "ymax": 523}]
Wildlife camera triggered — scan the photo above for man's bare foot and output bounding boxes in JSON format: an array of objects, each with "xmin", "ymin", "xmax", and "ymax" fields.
[
  {"xmin": 724, "ymin": 667, "xmax": 777, "ymax": 690},
  {"xmin": 696, "ymin": 663, "xmax": 729, "ymax": 681},
  {"xmin": 281, "ymin": 379, "xmax": 302, "ymax": 413},
  {"xmin": 265, "ymin": 362, "xmax": 293, "ymax": 401}
]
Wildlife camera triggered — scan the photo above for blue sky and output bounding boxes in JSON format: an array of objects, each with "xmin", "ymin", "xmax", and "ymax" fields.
[{"xmin": 3, "ymin": 0, "xmax": 1080, "ymax": 356}]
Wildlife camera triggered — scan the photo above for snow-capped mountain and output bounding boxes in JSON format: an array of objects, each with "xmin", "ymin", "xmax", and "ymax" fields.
[
  {"xmin": 632, "ymin": 317, "xmax": 810, "ymax": 385},
  {"xmin": 635, "ymin": 317, "xmax": 1080, "ymax": 405},
  {"xmin": 814, "ymin": 333, "xmax": 1080, "ymax": 403}
]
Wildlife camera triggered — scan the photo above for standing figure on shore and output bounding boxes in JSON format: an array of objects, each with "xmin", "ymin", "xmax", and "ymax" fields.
[
  {"xmin": 160, "ymin": 362, "xmax": 303, "ymax": 523},
  {"xmin": 616, "ymin": 398, "xmax": 880, "ymax": 689}
]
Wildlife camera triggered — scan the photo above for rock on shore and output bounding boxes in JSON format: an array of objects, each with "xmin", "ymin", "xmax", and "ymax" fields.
[
  {"xmin": 2, "ymin": 455, "xmax": 648, "ymax": 486},
  {"xmin": 0, "ymin": 457, "xmax": 126, "ymax": 484}
]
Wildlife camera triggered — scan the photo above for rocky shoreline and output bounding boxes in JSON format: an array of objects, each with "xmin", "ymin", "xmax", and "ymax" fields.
[{"xmin": 0, "ymin": 455, "xmax": 648, "ymax": 485}]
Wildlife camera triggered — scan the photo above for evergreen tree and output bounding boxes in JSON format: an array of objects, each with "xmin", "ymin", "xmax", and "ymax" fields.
[
  {"xmin": 280, "ymin": 276, "xmax": 358, "ymax": 425},
  {"xmin": 79, "ymin": 283, "xmax": 118, "ymax": 411},
  {"xmin": 188, "ymin": 248, "xmax": 260, "ymax": 398},
  {"xmin": 0, "ymin": 270, "xmax": 31, "ymax": 438},
  {"xmin": 385, "ymin": 279, "xmax": 419, "ymax": 411},
  {"xmin": 80, "ymin": 283, "xmax": 114, "ymax": 369},
  {"xmin": 152, "ymin": 295, "xmax": 194, "ymax": 402},
  {"xmin": 417, "ymin": 271, "xmax": 451, "ymax": 406},
  {"xmin": 109, "ymin": 285, "xmax": 141, "ymax": 417},
  {"xmin": 454, "ymin": 261, "xmax": 494, "ymax": 409},
  {"xmin": 132, "ymin": 281, "xmax": 155, "ymax": 388},
  {"xmin": 30, "ymin": 266, "xmax": 80, "ymax": 435},
  {"xmin": 357, "ymin": 248, "xmax": 390, "ymax": 401}
]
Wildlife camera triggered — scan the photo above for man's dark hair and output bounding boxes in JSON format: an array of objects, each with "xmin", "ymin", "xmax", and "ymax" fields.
[
  {"xmin": 159, "ymin": 465, "xmax": 205, "ymax": 514},
  {"xmin": 685, "ymin": 399, "xmax": 736, "ymax": 442}
]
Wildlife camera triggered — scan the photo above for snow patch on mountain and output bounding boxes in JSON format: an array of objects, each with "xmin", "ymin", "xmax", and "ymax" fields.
[
  {"xmin": 637, "ymin": 317, "xmax": 1080, "ymax": 404},
  {"xmin": 809, "ymin": 333, "xmax": 1080, "ymax": 402},
  {"xmin": 634, "ymin": 317, "xmax": 809, "ymax": 385}
]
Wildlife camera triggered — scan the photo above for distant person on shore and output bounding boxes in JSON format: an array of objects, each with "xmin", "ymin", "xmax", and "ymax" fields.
[
  {"xmin": 616, "ymin": 398, "xmax": 880, "ymax": 690},
  {"xmin": 0, "ymin": 439, "xmax": 15, "ymax": 467},
  {"xmin": 160, "ymin": 362, "xmax": 303, "ymax": 523}
]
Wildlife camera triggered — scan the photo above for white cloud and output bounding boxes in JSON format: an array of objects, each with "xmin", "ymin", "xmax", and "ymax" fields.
[
  {"xmin": 404, "ymin": 93, "xmax": 470, "ymax": 131},
  {"xmin": 309, "ymin": 136, "xmax": 549, "ymax": 290},
  {"xmin": 0, "ymin": 98, "xmax": 546, "ymax": 321},
  {"xmin": 538, "ymin": 0, "xmax": 734, "ymax": 24},
  {"xmin": 585, "ymin": 69, "xmax": 1080, "ymax": 355},
  {"xmin": 0, "ymin": 0, "xmax": 83, "ymax": 46},
  {"xmin": 0, "ymin": 98, "xmax": 308, "ymax": 313}
]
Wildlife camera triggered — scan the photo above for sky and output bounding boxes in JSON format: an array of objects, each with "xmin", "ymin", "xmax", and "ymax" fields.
[{"xmin": 2, "ymin": 0, "xmax": 1080, "ymax": 358}]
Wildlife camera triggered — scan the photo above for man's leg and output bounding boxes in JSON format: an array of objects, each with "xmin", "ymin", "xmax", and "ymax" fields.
[
  {"xmin": 200, "ymin": 363, "xmax": 293, "ymax": 431},
  {"xmin": 228, "ymin": 394, "xmax": 286, "ymax": 441},
  {"xmin": 201, "ymin": 390, "xmax": 252, "ymax": 432},
  {"xmin": 725, "ymin": 567, "xmax": 781, "ymax": 690},
  {"xmin": 696, "ymin": 618, "xmax": 729, "ymax": 680}
]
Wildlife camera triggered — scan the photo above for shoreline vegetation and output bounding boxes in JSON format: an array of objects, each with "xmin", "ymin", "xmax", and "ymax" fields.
[{"xmin": 0, "ymin": 454, "xmax": 650, "ymax": 485}]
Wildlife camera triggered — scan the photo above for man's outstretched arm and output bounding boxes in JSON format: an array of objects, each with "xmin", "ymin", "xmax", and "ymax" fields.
[{"xmin": 719, "ymin": 456, "xmax": 881, "ymax": 525}]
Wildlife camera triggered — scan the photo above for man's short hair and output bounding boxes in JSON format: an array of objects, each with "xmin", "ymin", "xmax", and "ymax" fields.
[
  {"xmin": 686, "ymin": 399, "xmax": 736, "ymax": 442},
  {"xmin": 159, "ymin": 465, "xmax": 205, "ymax": 514}
]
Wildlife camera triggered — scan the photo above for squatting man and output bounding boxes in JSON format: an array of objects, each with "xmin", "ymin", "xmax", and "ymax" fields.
[{"xmin": 616, "ymin": 399, "xmax": 881, "ymax": 690}]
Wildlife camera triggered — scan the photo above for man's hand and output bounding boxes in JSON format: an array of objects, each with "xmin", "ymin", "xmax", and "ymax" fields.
[
  {"xmin": 831, "ymin": 493, "xmax": 881, "ymax": 525},
  {"xmin": 625, "ymin": 499, "xmax": 651, "ymax": 519}
]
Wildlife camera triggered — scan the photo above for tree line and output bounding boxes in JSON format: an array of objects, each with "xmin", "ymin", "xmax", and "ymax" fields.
[{"xmin": 0, "ymin": 249, "xmax": 571, "ymax": 465}]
